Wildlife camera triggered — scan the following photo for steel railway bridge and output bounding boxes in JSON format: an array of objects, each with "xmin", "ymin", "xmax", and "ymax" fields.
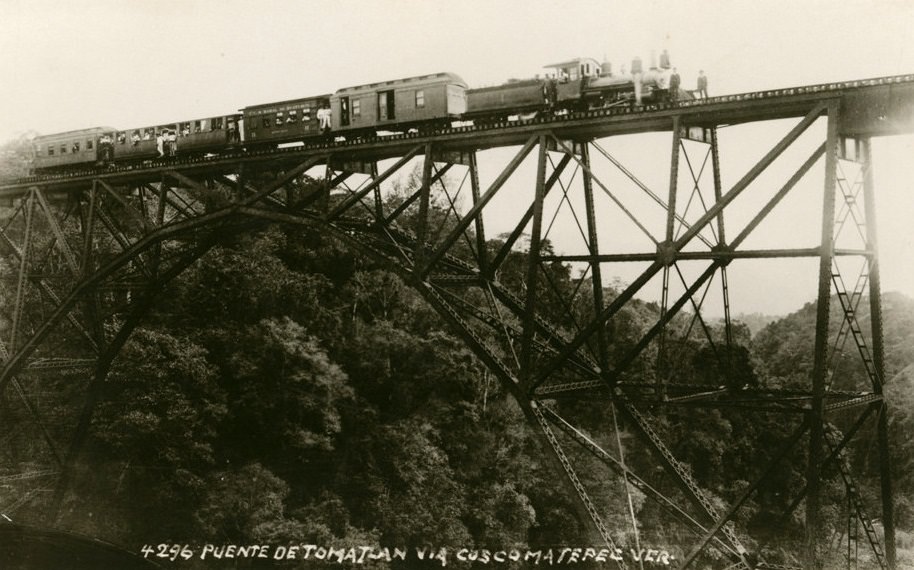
[{"xmin": 0, "ymin": 74, "xmax": 913, "ymax": 569}]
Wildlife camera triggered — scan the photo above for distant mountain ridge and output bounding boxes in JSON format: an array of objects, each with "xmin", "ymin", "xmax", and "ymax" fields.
[
  {"xmin": 751, "ymin": 290, "xmax": 914, "ymax": 383},
  {"xmin": 732, "ymin": 311, "xmax": 782, "ymax": 338}
]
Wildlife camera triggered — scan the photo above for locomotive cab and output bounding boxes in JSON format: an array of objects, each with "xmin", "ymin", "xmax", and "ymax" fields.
[
  {"xmin": 544, "ymin": 57, "xmax": 602, "ymax": 83},
  {"xmin": 543, "ymin": 58, "xmax": 602, "ymax": 107}
]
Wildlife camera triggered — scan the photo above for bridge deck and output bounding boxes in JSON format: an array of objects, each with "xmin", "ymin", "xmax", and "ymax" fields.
[{"xmin": 2, "ymin": 73, "xmax": 912, "ymax": 197}]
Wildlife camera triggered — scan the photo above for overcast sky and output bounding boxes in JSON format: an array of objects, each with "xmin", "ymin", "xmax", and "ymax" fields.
[{"xmin": 1, "ymin": 0, "xmax": 912, "ymax": 316}]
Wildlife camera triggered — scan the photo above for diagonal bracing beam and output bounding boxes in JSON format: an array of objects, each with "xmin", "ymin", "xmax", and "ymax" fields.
[{"xmin": 532, "ymin": 107, "xmax": 827, "ymax": 389}]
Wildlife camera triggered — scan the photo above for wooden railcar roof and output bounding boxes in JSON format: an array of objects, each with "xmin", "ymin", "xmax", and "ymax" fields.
[
  {"xmin": 335, "ymin": 72, "xmax": 467, "ymax": 95},
  {"xmin": 34, "ymin": 127, "xmax": 115, "ymax": 142}
]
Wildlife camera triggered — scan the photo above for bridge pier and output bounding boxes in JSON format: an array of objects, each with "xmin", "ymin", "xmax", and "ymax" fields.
[{"xmin": 863, "ymin": 137, "xmax": 895, "ymax": 570}]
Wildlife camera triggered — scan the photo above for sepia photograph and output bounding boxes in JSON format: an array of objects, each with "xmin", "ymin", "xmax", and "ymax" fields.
[{"xmin": 0, "ymin": 1, "xmax": 913, "ymax": 568}]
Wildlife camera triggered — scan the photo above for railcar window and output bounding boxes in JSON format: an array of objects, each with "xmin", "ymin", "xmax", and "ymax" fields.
[
  {"xmin": 416, "ymin": 90, "xmax": 425, "ymax": 108},
  {"xmin": 48, "ymin": 146, "xmax": 54, "ymax": 156},
  {"xmin": 117, "ymin": 132, "xmax": 126, "ymax": 144},
  {"xmin": 60, "ymin": 144, "xmax": 67, "ymax": 154},
  {"xmin": 287, "ymin": 110, "xmax": 297, "ymax": 123},
  {"xmin": 262, "ymin": 117, "xmax": 271, "ymax": 128},
  {"xmin": 302, "ymin": 107, "xmax": 311, "ymax": 121},
  {"xmin": 72, "ymin": 142, "xmax": 80, "ymax": 152},
  {"xmin": 352, "ymin": 99, "xmax": 361, "ymax": 117},
  {"xmin": 212, "ymin": 117, "xmax": 224, "ymax": 130},
  {"xmin": 87, "ymin": 140, "xmax": 93, "ymax": 150}
]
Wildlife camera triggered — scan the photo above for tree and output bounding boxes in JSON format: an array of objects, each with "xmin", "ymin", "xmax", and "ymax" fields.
[
  {"xmin": 83, "ymin": 328, "xmax": 226, "ymax": 540},
  {"xmin": 0, "ymin": 133, "xmax": 36, "ymax": 179},
  {"xmin": 220, "ymin": 317, "xmax": 353, "ymax": 470}
]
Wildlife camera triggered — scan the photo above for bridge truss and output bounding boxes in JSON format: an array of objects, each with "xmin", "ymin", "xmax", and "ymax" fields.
[{"xmin": 1, "ymin": 75, "xmax": 912, "ymax": 569}]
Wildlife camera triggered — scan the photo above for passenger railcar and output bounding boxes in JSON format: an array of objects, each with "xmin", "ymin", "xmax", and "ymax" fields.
[
  {"xmin": 33, "ymin": 127, "xmax": 112, "ymax": 172},
  {"xmin": 242, "ymin": 96, "xmax": 330, "ymax": 145},
  {"xmin": 171, "ymin": 114, "xmax": 242, "ymax": 153},
  {"xmin": 113, "ymin": 114, "xmax": 242, "ymax": 162},
  {"xmin": 330, "ymin": 73, "xmax": 467, "ymax": 134}
]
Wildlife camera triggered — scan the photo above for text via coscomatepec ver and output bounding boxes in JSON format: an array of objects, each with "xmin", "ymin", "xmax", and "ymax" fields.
[{"xmin": 139, "ymin": 544, "xmax": 677, "ymax": 566}]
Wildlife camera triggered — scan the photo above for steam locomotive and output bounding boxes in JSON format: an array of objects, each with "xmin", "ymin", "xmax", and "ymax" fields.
[{"xmin": 31, "ymin": 56, "xmax": 686, "ymax": 173}]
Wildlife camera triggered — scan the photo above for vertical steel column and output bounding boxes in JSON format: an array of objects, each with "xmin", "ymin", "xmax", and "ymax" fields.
[
  {"xmin": 862, "ymin": 137, "xmax": 895, "ymax": 569},
  {"xmin": 710, "ymin": 128, "xmax": 725, "ymax": 242},
  {"xmin": 579, "ymin": 139, "xmax": 643, "ymax": 554},
  {"xmin": 371, "ymin": 162, "xmax": 383, "ymax": 220},
  {"xmin": 711, "ymin": 128, "xmax": 735, "ymax": 353},
  {"xmin": 666, "ymin": 118, "xmax": 681, "ymax": 242},
  {"xmin": 151, "ymin": 177, "xmax": 168, "ymax": 278},
  {"xmin": 321, "ymin": 162, "xmax": 332, "ymax": 212},
  {"xmin": 468, "ymin": 152, "xmax": 488, "ymax": 276},
  {"xmin": 806, "ymin": 102, "xmax": 839, "ymax": 570},
  {"xmin": 80, "ymin": 183, "xmax": 105, "ymax": 347},
  {"xmin": 581, "ymin": 142, "xmax": 609, "ymax": 372},
  {"xmin": 521, "ymin": 136, "xmax": 548, "ymax": 381},
  {"xmin": 414, "ymin": 143, "xmax": 435, "ymax": 273},
  {"xmin": 9, "ymin": 191, "xmax": 35, "ymax": 354},
  {"xmin": 657, "ymin": 119, "xmax": 681, "ymax": 389},
  {"xmin": 80, "ymin": 184, "xmax": 97, "ymax": 277}
]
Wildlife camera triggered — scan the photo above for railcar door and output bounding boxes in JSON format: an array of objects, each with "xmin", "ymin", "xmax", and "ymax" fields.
[
  {"xmin": 340, "ymin": 97, "xmax": 350, "ymax": 127},
  {"xmin": 378, "ymin": 90, "xmax": 395, "ymax": 121}
]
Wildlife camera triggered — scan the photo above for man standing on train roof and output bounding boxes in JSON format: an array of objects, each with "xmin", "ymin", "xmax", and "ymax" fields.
[
  {"xmin": 669, "ymin": 67, "xmax": 681, "ymax": 102},
  {"xmin": 697, "ymin": 70, "xmax": 708, "ymax": 98},
  {"xmin": 317, "ymin": 101, "xmax": 332, "ymax": 135}
]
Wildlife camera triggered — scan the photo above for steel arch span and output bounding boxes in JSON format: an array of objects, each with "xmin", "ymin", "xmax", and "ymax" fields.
[{"xmin": 1, "ymin": 77, "xmax": 913, "ymax": 569}]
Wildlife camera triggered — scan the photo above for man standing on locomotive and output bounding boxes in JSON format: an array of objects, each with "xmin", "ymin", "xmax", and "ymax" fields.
[
  {"xmin": 631, "ymin": 56, "xmax": 643, "ymax": 105},
  {"xmin": 669, "ymin": 68, "xmax": 681, "ymax": 103},
  {"xmin": 697, "ymin": 70, "xmax": 708, "ymax": 98}
]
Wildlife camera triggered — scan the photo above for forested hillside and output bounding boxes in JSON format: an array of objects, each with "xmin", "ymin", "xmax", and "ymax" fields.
[
  {"xmin": 0, "ymin": 172, "xmax": 911, "ymax": 569},
  {"xmin": 11, "ymin": 204, "xmax": 596, "ymax": 568},
  {"xmin": 751, "ymin": 291, "xmax": 914, "ymax": 567}
]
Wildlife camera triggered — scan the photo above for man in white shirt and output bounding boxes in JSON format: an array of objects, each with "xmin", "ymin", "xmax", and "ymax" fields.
[{"xmin": 317, "ymin": 102, "xmax": 332, "ymax": 135}]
